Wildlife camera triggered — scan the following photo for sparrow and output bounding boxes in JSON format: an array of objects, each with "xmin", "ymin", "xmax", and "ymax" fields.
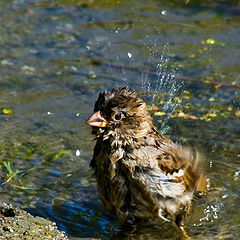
[{"xmin": 86, "ymin": 87, "xmax": 206, "ymax": 238}]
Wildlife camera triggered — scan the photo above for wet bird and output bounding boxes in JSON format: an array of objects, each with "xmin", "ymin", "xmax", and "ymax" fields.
[{"xmin": 86, "ymin": 87, "xmax": 206, "ymax": 238}]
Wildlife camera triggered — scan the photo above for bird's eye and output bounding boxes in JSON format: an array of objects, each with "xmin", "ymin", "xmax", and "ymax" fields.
[{"xmin": 114, "ymin": 112, "xmax": 124, "ymax": 121}]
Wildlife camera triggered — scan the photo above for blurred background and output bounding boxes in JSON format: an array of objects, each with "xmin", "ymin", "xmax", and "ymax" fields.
[{"xmin": 0, "ymin": 0, "xmax": 239, "ymax": 239}]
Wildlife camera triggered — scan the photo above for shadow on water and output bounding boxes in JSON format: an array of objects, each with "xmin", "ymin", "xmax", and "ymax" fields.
[{"xmin": 0, "ymin": 0, "xmax": 240, "ymax": 239}]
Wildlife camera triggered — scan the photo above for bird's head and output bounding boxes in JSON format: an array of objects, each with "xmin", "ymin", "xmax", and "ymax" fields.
[{"xmin": 86, "ymin": 87, "xmax": 153, "ymax": 142}]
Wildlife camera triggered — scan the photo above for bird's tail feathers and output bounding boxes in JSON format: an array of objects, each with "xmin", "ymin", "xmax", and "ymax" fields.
[{"xmin": 183, "ymin": 147, "xmax": 207, "ymax": 194}]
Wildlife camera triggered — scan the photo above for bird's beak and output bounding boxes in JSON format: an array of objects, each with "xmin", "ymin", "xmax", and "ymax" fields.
[{"xmin": 86, "ymin": 111, "xmax": 107, "ymax": 128}]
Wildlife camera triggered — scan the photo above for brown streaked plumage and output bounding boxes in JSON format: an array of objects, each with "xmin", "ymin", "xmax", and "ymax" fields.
[{"xmin": 86, "ymin": 87, "xmax": 206, "ymax": 238}]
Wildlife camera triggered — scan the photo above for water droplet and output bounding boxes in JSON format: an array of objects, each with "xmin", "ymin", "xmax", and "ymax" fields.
[
  {"xmin": 76, "ymin": 149, "xmax": 81, "ymax": 156},
  {"xmin": 161, "ymin": 10, "xmax": 167, "ymax": 15},
  {"xmin": 234, "ymin": 170, "xmax": 240, "ymax": 181},
  {"xmin": 127, "ymin": 52, "xmax": 132, "ymax": 58},
  {"xmin": 222, "ymin": 193, "xmax": 229, "ymax": 199},
  {"xmin": 209, "ymin": 161, "xmax": 213, "ymax": 168}
]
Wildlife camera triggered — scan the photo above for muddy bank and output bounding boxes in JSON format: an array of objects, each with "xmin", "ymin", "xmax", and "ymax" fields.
[{"xmin": 0, "ymin": 202, "xmax": 68, "ymax": 240}]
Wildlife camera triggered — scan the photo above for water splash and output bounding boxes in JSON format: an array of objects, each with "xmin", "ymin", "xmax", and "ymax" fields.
[
  {"xmin": 141, "ymin": 44, "xmax": 185, "ymax": 134},
  {"xmin": 198, "ymin": 202, "xmax": 220, "ymax": 225}
]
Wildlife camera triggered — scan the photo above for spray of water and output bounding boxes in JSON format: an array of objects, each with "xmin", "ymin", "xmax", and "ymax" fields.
[
  {"xmin": 105, "ymin": 43, "xmax": 186, "ymax": 134},
  {"xmin": 140, "ymin": 44, "xmax": 185, "ymax": 134},
  {"xmin": 104, "ymin": 6, "xmax": 186, "ymax": 135}
]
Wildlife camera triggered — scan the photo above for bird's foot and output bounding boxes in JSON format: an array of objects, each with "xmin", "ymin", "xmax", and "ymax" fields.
[{"xmin": 179, "ymin": 226, "xmax": 191, "ymax": 240}]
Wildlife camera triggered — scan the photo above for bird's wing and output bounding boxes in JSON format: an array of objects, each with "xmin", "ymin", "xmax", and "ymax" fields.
[{"xmin": 156, "ymin": 140, "xmax": 207, "ymax": 193}]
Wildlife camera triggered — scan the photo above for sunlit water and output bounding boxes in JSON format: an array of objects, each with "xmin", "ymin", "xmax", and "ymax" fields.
[{"xmin": 0, "ymin": 0, "xmax": 239, "ymax": 239}]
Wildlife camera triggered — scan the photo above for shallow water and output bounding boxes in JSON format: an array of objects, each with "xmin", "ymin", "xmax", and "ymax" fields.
[{"xmin": 0, "ymin": 0, "xmax": 239, "ymax": 239}]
